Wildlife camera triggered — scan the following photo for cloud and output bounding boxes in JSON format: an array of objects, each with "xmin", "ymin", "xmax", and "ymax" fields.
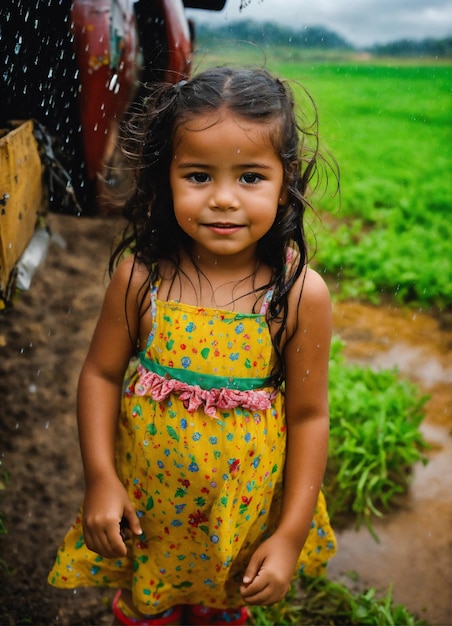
[{"xmin": 188, "ymin": 0, "xmax": 452, "ymax": 47}]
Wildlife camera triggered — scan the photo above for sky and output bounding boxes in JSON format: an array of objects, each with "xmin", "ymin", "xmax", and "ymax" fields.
[{"xmin": 187, "ymin": 0, "xmax": 452, "ymax": 48}]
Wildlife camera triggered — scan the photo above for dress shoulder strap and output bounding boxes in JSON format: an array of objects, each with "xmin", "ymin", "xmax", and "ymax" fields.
[
  {"xmin": 259, "ymin": 246, "xmax": 300, "ymax": 315},
  {"xmin": 149, "ymin": 272, "xmax": 161, "ymax": 318}
]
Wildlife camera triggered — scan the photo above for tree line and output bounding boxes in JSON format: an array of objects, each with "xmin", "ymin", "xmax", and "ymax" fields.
[{"xmin": 194, "ymin": 20, "xmax": 452, "ymax": 57}]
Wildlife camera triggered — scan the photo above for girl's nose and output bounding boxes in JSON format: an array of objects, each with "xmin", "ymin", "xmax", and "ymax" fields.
[{"xmin": 210, "ymin": 183, "xmax": 239, "ymax": 210}]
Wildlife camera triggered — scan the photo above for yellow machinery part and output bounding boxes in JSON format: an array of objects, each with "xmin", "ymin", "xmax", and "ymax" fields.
[{"xmin": 0, "ymin": 121, "xmax": 46, "ymax": 304}]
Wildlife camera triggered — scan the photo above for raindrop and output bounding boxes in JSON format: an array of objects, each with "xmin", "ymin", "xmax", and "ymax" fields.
[
  {"xmin": 28, "ymin": 384, "xmax": 37, "ymax": 394},
  {"xmin": 109, "ymin": 73, "xmax": 118, "ymax": 91}
]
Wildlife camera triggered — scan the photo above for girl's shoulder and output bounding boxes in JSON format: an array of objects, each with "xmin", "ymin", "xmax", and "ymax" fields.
[
  {"xmin": 286, "ymin": 265, "xmax": 331, "ymax": 335},
  {"xmin": 284, "ymin": 244, "xmax": 330, "ymax": 311},
  {"xmin": 109, "ymin": 255, "xmax": 153, "ymax": 314},
  {"xmin": 112, "ymin": 254, "xmax": 152, "ymax": 286}
]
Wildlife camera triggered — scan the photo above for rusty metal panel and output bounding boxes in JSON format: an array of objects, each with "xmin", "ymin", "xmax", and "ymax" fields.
[{"xmin": 0, "ymin": 121, "xmax": 45, "ymax": 301}]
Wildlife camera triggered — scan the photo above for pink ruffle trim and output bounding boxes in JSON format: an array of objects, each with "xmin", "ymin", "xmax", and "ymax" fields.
[{"xmin": 134, "ymin": 364, "xmax": 275, "ymax": 418}]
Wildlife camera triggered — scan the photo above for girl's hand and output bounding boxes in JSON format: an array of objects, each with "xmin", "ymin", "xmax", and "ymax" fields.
[
  {"xmin": 82, "ymin": 475, "xmax": 143, "ymax": 558},
  {"xmin": 239, "ymin": 534, "xmax": 300, "ymax": 605}
]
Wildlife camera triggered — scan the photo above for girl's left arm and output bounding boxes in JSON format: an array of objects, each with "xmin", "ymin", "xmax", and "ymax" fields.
[{"xmin": 241, "ymin": 268, "xmax": 332, "ymax": 605}]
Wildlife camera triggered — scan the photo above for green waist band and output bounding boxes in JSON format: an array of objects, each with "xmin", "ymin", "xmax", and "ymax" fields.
[{"xmin": 138, "ymin": 352, "xmax": 273, "ymax": 391}]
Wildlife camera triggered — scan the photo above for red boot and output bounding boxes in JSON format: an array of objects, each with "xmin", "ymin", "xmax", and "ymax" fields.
[{"xmin": 185, "ymin": 604, "xmax": 250, "ymax": 626}]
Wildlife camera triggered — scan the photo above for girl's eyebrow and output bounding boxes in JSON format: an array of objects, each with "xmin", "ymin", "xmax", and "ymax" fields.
[
  {"xmin": 175, "ymin": 161, "xmax": 210, "ymax": 169},
  {"xmin": 176, "ymin": 161, "xmax": 274, "ymax": 170}
]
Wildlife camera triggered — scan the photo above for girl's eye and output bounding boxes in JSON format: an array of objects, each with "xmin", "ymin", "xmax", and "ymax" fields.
[
  {"xmin": 188, "ymin": 172, "xmax": 210, "ymax": 183},
  {"xmin": 240, "ymin": 173, "xmax": 263, "ymax": 184}
]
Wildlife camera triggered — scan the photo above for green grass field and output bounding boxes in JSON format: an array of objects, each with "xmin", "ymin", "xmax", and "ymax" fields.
[
  {"xmin": 196, "ymin": 48, "xmax": 452, "ymax": 309},
  {"xmin": 273, "ymin": 59, "xmax": 452, "ymax": 308}
]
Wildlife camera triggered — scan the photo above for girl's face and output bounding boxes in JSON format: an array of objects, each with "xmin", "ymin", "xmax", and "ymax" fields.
[{"xmin": 170, "ymin": 110, "xmax": 286, "ymax": 265}]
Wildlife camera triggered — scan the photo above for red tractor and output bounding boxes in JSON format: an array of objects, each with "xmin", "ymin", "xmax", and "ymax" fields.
[{"xmin": 0, "ymin": 0, "xmax": 227, "ymax": 307}]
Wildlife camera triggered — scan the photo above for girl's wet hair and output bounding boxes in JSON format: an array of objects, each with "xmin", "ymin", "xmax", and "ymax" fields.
[{"xmin": 111, "ymin": 66, "xmax": 338, "ymax": 385}]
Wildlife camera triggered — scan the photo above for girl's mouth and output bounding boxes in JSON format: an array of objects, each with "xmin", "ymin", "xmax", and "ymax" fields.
[{"xmin": 205, "ymin": 223, "xmax": 243, "ymax": 234}]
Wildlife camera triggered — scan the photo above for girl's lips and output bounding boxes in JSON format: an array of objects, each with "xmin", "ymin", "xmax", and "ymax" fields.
[{"xmin": 204, "ymin": 223, "xmax": 243, "ymax": 234}]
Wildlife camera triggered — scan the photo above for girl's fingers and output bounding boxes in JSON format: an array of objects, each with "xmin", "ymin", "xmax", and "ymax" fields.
[
  {"xmin": 122, "ymin": 506, "xmax": 143, "ymax": 537},
  {"xmin": 241, "ymin": 584, "xmax": 274, "ymax": 606},
  {"xmin": 240, "ymin": 571, "xmax": 267, "ymax": 599},
  {"xmin": 242, "ymin": 552, "xmax": 264, "ymax": 586},
  {"xmin": 85, "ymin": 523, "xmax": 127, "ymax": 558}
]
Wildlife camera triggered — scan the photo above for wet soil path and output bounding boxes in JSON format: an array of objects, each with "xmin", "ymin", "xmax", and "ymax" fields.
[
  {"xmin": 0, "ymin": 214, "xmax": 451, "ymax": 625},
  {"xmin": 330, "ymin": 302, "xmax": 452, "ymax": 626}
]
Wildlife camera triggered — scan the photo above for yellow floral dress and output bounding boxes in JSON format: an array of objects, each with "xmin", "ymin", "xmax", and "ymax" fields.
[{"xmin": 48, "ymin": 278, "xmax": 336, "ymax": 615}]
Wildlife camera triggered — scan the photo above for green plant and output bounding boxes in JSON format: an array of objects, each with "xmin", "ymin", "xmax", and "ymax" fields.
[
  {"xmin": 249, "ymin": 575, "xmax": 427, "ymax": 625},
  {"xmin": 325, "ymin": 336, "xmax": 429, "ymax": 536}
]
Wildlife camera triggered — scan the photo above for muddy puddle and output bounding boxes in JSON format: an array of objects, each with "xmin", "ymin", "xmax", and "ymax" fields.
[{"xmin": 329, "ymin": 301, "xmax": 452, "ymax": 626}]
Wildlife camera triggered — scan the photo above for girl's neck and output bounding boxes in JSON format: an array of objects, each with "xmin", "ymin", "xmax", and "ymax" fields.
[
  {"xmin": 159, "ymin": 248, "xmax": 273, "ymax": 313},
  {"xmin": 188, "ymin": 247, "xmax": 258, "ymax": 281}
]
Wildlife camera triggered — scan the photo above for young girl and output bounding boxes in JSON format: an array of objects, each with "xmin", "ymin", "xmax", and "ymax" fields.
[{"xmin": 48, "ymin": 66, "xmax": 337, "ymax": 626}]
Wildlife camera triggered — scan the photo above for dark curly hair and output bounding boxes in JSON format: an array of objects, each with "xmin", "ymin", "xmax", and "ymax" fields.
[{"xmin": 110, "ymin": 66, "xmax": 338, "ymax": 385}]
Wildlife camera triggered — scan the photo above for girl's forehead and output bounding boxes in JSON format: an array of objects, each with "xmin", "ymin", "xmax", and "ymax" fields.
[
  {"xmin": 178, "ymin": 109, "xmax": 250, "ymax": 130},
  {"xmin": 173, "ymin": 109, "xmax": 277, "ymax": 149}
]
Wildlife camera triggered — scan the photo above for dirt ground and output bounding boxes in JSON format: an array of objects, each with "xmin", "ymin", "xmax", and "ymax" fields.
[{"xmin": 0, "ymin": 213, "xmax": 451, "ymax": 626}]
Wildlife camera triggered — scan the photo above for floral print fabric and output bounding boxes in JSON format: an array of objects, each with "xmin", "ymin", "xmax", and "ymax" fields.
[{"xmin": 48, "ymin": 287, "xmax": 336, "ymax": 615}]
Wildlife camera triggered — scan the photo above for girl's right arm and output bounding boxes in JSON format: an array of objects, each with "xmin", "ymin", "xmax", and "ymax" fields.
[{"xmin": 77, "ymin": 257, "xmax": 146, "ymax": 557}]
